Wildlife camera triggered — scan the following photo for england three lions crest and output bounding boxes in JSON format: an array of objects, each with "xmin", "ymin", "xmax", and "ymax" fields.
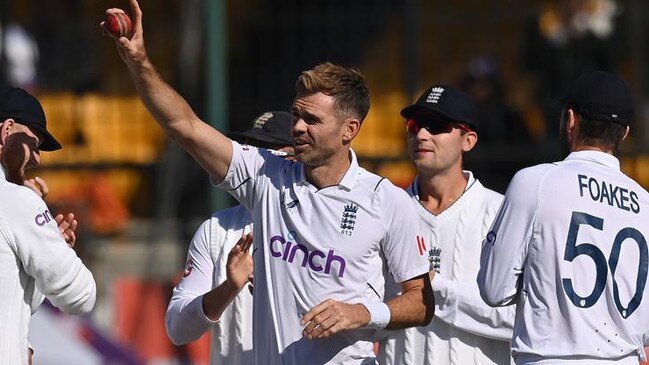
[{"xmin": 340, "ymin": 203, "xmax": 359, "ymax": 236}]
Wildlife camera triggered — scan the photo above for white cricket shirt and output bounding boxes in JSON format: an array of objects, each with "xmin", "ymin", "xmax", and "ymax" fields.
[
  {"xmin": 478, "ymin": 151, "xmax": 649, "ymax": 364},
  {"xmin": 379, "ymin": 172, "xmax": 514, "ymax": 365},
  {"xmin": 0, "ymin": 166, "xmax": 96, "ymax": 365},
  {"xmin": 217, "ymin": 142, "xmax": 429, "ymax": 365},
  {"xmin": 166, "ymin": 205, "xmax": 254, "ymax": 365}
]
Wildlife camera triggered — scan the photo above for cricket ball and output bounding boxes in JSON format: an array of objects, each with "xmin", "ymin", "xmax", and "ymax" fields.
[{"xmin": 105, "ymin": 10, "xmax": 133, "ymax": 39}]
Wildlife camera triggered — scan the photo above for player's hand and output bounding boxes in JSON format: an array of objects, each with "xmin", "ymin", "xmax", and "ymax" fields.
[
  {"xmin": 226, "ymin": 233, "xmax": 254, "ymax": 291},
  {"xmin": 300, "ymin": 299, "xmax": 371, "ymax": 340},
  {"xmin": 100, "ymin": 0, "xmax": 148, "ymax": 68},
  {"xmin": 24, "ymin": 176, "xmax": 49, "ymax": 199},
  {"xmin": 55, "ymin": 213, "xmax": 78, "ymax": 248}
]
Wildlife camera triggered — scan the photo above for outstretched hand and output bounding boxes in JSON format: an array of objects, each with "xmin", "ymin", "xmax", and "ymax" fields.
[
  {"xmin": 100, "ymin": 0, "xmax": 147, "ymax": 68},
  {"xmin": 226, "ymin": 233, "xmax": 254, "ymax": 292}
]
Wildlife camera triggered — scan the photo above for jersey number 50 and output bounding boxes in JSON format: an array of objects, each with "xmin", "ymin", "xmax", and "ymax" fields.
[{"xmin": 562, "ymin": 211, "xmax": 648, "ymax": 319}]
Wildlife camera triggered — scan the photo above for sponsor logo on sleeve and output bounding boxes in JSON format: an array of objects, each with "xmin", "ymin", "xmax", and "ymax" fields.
[{"xmin": 34, "ymin": 209, "xmax": 53, "ymax": 227}]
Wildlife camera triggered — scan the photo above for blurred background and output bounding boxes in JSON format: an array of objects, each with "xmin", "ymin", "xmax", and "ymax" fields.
[{"xmin": 4, "ymin": 0, "xmax": 649, "ymax": 363}]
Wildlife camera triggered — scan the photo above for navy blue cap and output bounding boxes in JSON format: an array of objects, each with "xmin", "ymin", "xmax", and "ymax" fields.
[
  {"xmin": 563, "ymin": 71, "xmax": 634, "ymax": 126},
  {"xmin": 228, "ymin": 111, "xmax": 293, "ymax": 146},
  {"xmin": 0, "ymin": 85, "xmax": 61, "ymax": 151},
  {"xmin": 401, "ymin": 85, "xmax": 478, "ymax": 131}
]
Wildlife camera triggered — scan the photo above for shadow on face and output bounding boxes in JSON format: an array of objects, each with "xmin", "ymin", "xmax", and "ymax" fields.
[{"xmin": 2, "ymin": 130, "xmax": 41, "ymax": 185}]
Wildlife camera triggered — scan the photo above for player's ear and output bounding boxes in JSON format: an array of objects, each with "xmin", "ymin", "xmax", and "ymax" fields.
[
  {"xmin": 462, "ymin": 130, "xmax": 478, "ymax": 152},
  {"xmin": 0, "ymin": 119, "xmax": 15, "ymax": 147},
  {"xmin": 566, "ymin": 109, "xmax": 578, "ymax": 138},
  {"xmin": 342, "ymin": 117, "xmax": 361, "ymax": 145}
]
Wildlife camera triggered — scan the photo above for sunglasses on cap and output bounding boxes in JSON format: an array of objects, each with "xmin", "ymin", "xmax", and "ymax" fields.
[{"xmin": 405, "ymin": 118, "xmax": 473, "ymax": 135}]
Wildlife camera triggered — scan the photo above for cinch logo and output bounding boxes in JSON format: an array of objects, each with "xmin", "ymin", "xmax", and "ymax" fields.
[
  {"xmin": 34, "ymin": 209, "xmax": 53, "ymax": 226},
  {"xmin": 269, "ymin": 235, "xmax": 346, "ymax": 277}
]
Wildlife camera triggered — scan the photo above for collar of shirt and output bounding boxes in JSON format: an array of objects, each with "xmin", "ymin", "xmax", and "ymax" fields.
[
  {"xmin": 409, "ymin": 170, "xmax": 476, "ymax": 199},
  {"xmin": 565, "ymin": 150, "xmax": 620, "ymax": 171},
  {"xmin": 0, "ymin": 164, "xmax": 6, "ymax": 181},
  {"xmin": 297, "ymin": 148, "xmax": 361, "ymax": 191}
]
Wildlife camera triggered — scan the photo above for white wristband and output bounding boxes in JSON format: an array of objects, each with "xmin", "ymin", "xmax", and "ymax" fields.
[{"xmin": 362, "ymin": 302, "xmax": 391, "ymax": 329}]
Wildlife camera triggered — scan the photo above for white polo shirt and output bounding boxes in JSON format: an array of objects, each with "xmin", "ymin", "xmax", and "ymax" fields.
[
  {"xmin": 0, "ymin": 166, "xmax": 96, "ymax": 365},
  {"xmin": 218, "ymin": 141, "xmax": 429, "ymax": 365},
  {"xmin": 166, "ymin": 205, "xmax": 254, "ymax": 365},
  {"xmin": 478, "ymin": 151, "xmax": 649, "ymax": 364},
  {"xmin": 379, "ymin": 172, "xmax": 514, "ymax": 365}
]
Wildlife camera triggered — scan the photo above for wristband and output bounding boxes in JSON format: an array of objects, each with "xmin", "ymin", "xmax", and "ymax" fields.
[{"xmin": 362, "ymin": 302, "xmax": 391, "ymax": 329}]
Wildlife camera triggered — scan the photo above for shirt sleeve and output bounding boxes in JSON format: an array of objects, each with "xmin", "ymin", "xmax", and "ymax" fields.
[
  {"xmin": 477, "ymin": 167, "xmax": 544, "ymax": 307},
  {"xmin": 432, "ymin": 274, "xmax": 515, "ymax": 341},
  {"xmin": 3, "ymin": 188, "xmax": 96, "ymax": 314},
  {"xmin": 380, "ymin": 186, "xmax": 430, "ymax": 283},
  {"xmin": 166, "ymin": 219, "xmax": 216, "ymax": 345},
  {"xmin": 215, "ymin": 141, "xmax": 275, "ymax": 211}
]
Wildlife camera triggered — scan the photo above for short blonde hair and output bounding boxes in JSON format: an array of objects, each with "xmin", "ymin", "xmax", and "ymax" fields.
[{"xmin": 296, "ymin": 62, "xmax": 370, "ymax": 121}]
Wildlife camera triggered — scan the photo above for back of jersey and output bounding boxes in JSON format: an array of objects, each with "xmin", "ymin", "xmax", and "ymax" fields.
[{"xmin": 519, "ymin": 152, "xmax": 649, "ymax": 362}]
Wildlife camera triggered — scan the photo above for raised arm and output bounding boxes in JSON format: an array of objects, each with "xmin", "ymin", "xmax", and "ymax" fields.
[{"xmin": 104, "ymin": 0, "xmax": 232, "ymax": 182}]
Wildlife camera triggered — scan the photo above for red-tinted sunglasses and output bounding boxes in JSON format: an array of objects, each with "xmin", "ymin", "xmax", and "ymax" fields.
[{"xmin": 405, "ymin": 118, "xmax": 472, "ymax": 135}]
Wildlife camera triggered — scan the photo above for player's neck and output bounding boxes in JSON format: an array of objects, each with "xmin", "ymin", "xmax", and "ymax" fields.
[
  {"xmin": 305, "ymin": 150, "xmax": 352, "ymax": 189},
  {"xmin": 572, "ymin": 145, "xmax": 615, "ymax": 155},
  {"xmin": 417, "ymin": 169, "xmax": 468, "ymax": 215}
]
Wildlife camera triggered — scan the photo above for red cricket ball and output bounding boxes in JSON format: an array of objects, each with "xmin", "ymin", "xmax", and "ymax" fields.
[{"xmin": 105, "ymin": 11, "xmax": 133, "ymax": 39}]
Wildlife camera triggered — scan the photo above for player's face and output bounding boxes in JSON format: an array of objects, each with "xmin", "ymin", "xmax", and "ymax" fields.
[
  {"xmin": 0, "ymin": 122, "xmax": 42, "ymax": 185},
  {"xmin": 291, "ymin": 92, "xmax": 348, "ymax": 167},
  {"xmin": 405, "ymin": 117, "xmax": 476, "ymax": 176}
]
